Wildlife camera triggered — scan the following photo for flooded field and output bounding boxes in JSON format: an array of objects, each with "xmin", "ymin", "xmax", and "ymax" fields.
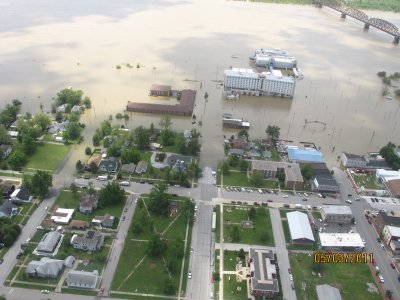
[{"xmin": 1, "ymin": 0, "xmax": 400, "ymax": 168}]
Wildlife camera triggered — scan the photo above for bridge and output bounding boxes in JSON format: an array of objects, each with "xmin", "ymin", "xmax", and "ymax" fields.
[{"xmin": 314, "ymin": 0, "xmax": 400, "ymax": 44}]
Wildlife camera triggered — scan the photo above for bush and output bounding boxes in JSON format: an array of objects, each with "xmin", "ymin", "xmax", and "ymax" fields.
[
  {"xmin": 85, "ymin": 147, "xmax": 91, "ymax": 155},
  {"xmin": 377, "ymin": 71, "xmax": 386, "ymax": 77},
  {"xmin": 115, "ymin": 113, "xmax": 123, "ymax": 119}
]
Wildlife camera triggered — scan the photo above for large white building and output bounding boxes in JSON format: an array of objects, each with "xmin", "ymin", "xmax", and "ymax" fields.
[
  {"xmin": 287, "ymin": 211, "xmax": 315, "ymax": 246},
  {"xmin": 223, "ymin": 68, "xmax": 296, "ymax": 98},
  {"xmin": 319, "ymin": 233, "xmax": 364, "ymax": 252}
]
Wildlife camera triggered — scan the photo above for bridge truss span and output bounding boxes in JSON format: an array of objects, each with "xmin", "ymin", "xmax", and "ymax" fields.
[
  {"xmin": 368, "ymin": 18, "xmax": 399, "ymax": 37},
  {"xmin": 343, "ymin": 7, "xmax": 368, "ymax": 23}
]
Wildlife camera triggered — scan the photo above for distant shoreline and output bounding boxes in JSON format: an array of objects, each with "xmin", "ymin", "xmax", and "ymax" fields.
[{"xmin": 233, "ymin": 0, "xmax": 400, "ymax": 13}]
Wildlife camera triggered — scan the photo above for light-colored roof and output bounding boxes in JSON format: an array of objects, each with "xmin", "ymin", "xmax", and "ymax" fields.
[
  {"xmin": 319, "ymin": 233, "xmax": 364, "ymax": 248},
  {"xmin": 67, "ymin": 270, "xmax": 99, "ymax": 288},
  {"xmin": 64, "ymin": 256, "xmax": 75, "ymax": 268},
  {"xmin": 387, "ymin": 225, "xmax": 400, "ymax": 238},
  {"xmin": 26, "ymin": 257, "xmax": 64, "ymax": 278},
  {"xmin": 316, "ymin": 284, "xmax": 342, "ymax": 300},
  {"xmin": 376, "ymin": 169, "xmax": 400, "ymax": 182},
  {"xmin": 36, "ymin": 231, "xmax": 62, "ymax": 253},
  {"xmin": 287, "ymin": 211, "xmax": 314, "ymax": 242},
  {"xmin": 288, "ymin": 148, "xmax": 324, "ymax": 163},
  {"xmin": 321, "ymin": 205, "xmax": 352, "ymax": 215},
  {"xmin": 51, "ymin": 208, "xmax": 74, "ymax": 224}
]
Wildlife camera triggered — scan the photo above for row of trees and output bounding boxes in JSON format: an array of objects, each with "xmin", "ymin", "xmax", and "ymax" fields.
[
  {"xmin": 51, "ymin": 88, "xmax": 91, "ymax": 113},
  {"xmin": 0, "ymin": 218, "xmax": 21, "ymax": 247}
]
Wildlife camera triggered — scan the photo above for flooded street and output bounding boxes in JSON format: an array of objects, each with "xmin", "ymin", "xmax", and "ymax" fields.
[{"xmin": 1, "ymin": 0, "xmax": 400, "ymax": 168}]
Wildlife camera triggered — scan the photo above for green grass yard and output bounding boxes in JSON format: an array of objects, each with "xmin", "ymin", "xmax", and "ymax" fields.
[
  {"xmin": 352, "ymin": 174, "xmax": 379, "ymax": 190},
  {"xmin": 223, "ymin": 275, "xmax": 248, "ymax": 300},
  {"xmin": 218, "ymin": 170, "xmax": 276, "ymax": 189},
  {"xmin": 223, "ymin": 206, "xmax": 274, "ymax": 246},
  {"xmin": 25, "ymin": 143, "xmax": 70, "ymax": 171},
  {"xmin": 290, "ymin": 253, "xmax": 380, "ymax": 300},
  {"xmin": 223, "ymin": 250, "xmax": 245, "ymax": 271},
  {"xmin": 214, "ymin": 205, "xmax": 221, "ymax": 243}
]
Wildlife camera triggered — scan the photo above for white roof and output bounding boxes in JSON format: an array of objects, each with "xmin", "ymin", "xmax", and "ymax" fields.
[
  {"xmin": 287, "ymin": 211, "xmax": 314, "ymax": 241},
  {"xmin": 51, "ymin": 208, "xmax": 74, "ymax": 224},
  {"xmin": 321, "ymin": 205, "xmax": 352, "ymax": 215},
  {"xmin": 376, "ymin": 169, "xmax": 400, "ymax": 182},
  {"xmin": 319, "ymin": 233, "xmax": 364, "ymax": 248},
  {"xmin": 272, "ymin": 69, "xmax": 282, "ymax": 76},
  {"xmin": 387, "ymin": 225, "xmax": 400, "ymax": 238},
  {"xmin": 262, "ymin": 72, "xmax": 295, "ymax": 83},
  {"xmin": 225, "ymin": 68, "xmax": 259, "ymax": 78}
]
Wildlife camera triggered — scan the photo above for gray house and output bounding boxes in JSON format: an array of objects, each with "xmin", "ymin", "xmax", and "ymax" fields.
[
  {"xmin": 26, "ymin": 257, "xmax": 64, "ymax": 278},
  {"xmin": 10, "ymin": 186, "xmax": 32, "ymax": 203},
  {"xmin": 120, "ymin": 163, "xmax": 136, "ymax": 174},
  {"xmin": 79, "ymin": 194, "xmax": 99, "ymax": 214},
  {"xmin": 36, "ymin": 231, "xmax": 62, "ymax": 255},
  {"xmin": 0, "ymin": 200, "xmax": 18, "ymax": 218},
  {"xmin": 99, "ymin": 157, "xmax": 118, "ymax": 173},
  {"xmin": 0, "ymin": 145, "xmax": 12, "ymax": 159},
  {"xmin": 72, "ymin": 230, "xmax": 104, "ymax": 251},
  {"xmin": 67, "ymin": 270, "xmax": 99, "ymax": 289},
  {"xmin": 92, "ymin": 214, "xmax": 115, "ymax": 228},
  {"xmin": 135, "ymin": 161, "xmax": 148, "ymax": 174}
]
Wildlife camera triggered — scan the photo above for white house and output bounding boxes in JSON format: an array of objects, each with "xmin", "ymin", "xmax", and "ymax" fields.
[{"xmin": 67, "ymin": 270, "xmax": 99, "ymax": 289}]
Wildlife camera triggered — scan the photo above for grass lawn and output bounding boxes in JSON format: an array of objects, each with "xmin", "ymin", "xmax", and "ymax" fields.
[
  {"xmin": 214, "ymin": 250, "xmax": 220, "ymax": 300},
  {"xmin": 290, "ymin": 253, "xmax": 380, "ymax": 300},
  {"xmin": 111, "ymin": 294, "xmax": 172, "ymax": 300},
  {"xmin": 214, "ymin": 205, "xmax": 221, "ymax": 243},
  {"xmin": 270, "ymin": 148, "xmax": 280, "ymax": 161},
  {"xmin": 223, "ymin": 250, "xmax": 245, "ymax": 271},
  {"xmin": 312, "ymin": 211, "xmax": 322, "ymax": 220},
  {"xmin": 0, "ymin": 247, "xmax": 8, "ymax": 259},
  {"xmin": 25, "ymin": 143, "xmax": 70, "ymax": 171},
  {"xmin": 219, "ymin": 170, "xmax": 276, "ymax": 189},
  {"xmin": 352, "ymin": 174, "xmax": 379, "ymax": 190},
  {"xmin": 281, "ymin": 220, "xmax": 291, "ymax": 244},
  {"xmin": 0, "ymin": 171, "xmax": 23, "ymax": 178},
  {"xmin": 224, "ymin": 206, "xmax": 274, "ymax": 246},
  {"xmin": 52, "ymin": 190, "xmax": 125, "ymax": 223},
  {"xmin": 61, "ymin": 288, "xmax": 97, "ymax": 296},
  {"xmin": 223, "ymin": 275, "xmax": 248, "ymax": 300}
]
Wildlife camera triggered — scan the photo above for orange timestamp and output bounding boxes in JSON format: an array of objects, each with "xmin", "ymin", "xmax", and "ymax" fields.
[{"xmin": 313, "ymin": 252, "xmax": 373, "ymax": 264}]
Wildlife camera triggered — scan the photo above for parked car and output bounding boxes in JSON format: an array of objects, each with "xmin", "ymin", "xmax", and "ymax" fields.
[
  {"xmin": 289, "ymin": 274, "xmax": 293, "ymax": 281},
  {"xmin": 16, "ymin": 252, "xmax": 22, "ymax": 259},
  {"xmin": 0, "ymin": 258, "xmax": 4, "ymax": 264},
  {"xmin": 378, "ymin": 274, "xmax": 384, "ymax": 283},
  {"xmin": 380, "ymin": 243, "xmax": 385, "ymax": 250},
  {"xmin": 41, "ymin": 290, "xmax": 50, "ymax": 294},
  {"xmin": 188, "ymin": 271, "xmax": 192, "ymax": 279},
  {"xmin": 288, "ymin": 268, "xmax": 292, "ymax": 274},
  {"xmin": 390, "ymin": 262, "xmax": 395, "ymax": 269}
]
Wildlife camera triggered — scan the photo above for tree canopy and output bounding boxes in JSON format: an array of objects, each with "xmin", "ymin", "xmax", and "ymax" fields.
[
  {"xmin": 147, "ymin": 234, "xmax": 167, "ymax": 257},
  {"xmin": 380, "ymin": 142, "xmax": 400, "ymax": 170},
  {"xmin": 24, "ymin": 170, "xmax": 53, "ymax": 199},
  {"xmin": 121, "ymin": 148, "xmax": 141, "ymax": 164},
  {"xmin": 301, "ymin": 163, "xmax": 314, "ymax": 181},
  {"xmin": 266, "ymin": 125, "xmax": 280, "ymax": 141},
  {"xmin": 99, "ymin": 181, "xmax": 126, "ymax": 208},
  {"xmin": 55, "ymin": 88, "xmax": 83, "ymax": 107},
  {"xmin": 148, "ymin": 183, "xmax": 170, "ymax": 216},
  {"xmin": 0, "ymin": 217, "xmax": 21, "ymax": 247}
]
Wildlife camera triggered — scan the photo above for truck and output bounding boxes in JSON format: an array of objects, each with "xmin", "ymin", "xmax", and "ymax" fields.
[
  {"xmin": 295, "ymin": 204, "xmax": 302, "ymax": 209},
  {"xmin": 97, "ymin": 175, "xmax": 108, "ymax": 181}
]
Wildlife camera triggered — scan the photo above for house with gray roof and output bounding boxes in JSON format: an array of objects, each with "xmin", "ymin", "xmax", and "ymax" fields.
[
  {"xmin": 10, "ymin": 186, "xmax": 32, "ymax": 203},
  {"xmin": 166, "ymin": 154, "xmax": 192, "ymax": 173},
  {"xmin": 67, "ymin": 270, "xmax": 99, "ymax": 289},
  {"xmin": 64, "ymin": 256, "xmax": 76, "ymax": 268},
  {"xmin": 316, "ymin": 284, "xmax": 342, "ymax": 300},
  {"xmin": 229, "ymin": 148, "xmax": 244, "ymax": 156},
  {"xmin": 36, "ymin": 231, "xmax": 62, "ymax": 255},
  {"xmin": 72, "ymin": 230, "xmax": 104, "ymax": 251},
  {"xmin": 248, "ymin": 248, "xmax": 279, "ymax": 298},
  {"xmin": 135, "ymin": 161, "xmax": 148, "ymax": 174},
  {"xmin": 92, "ymin": 214, "xmax": 115, "ymax": 228},
  {"xmin": 0, "ymin": 200, "xmax": 18, "ymax": 219},
  {"xmin": 26, "ymin": 257, "xmax": 64, "ymax": 278},
  {"xmin": 0, "ymin": 144, "xmax": 12, "ymax": 159},
  {"xmin": 99, "ymin": 157, "xmax": 118, "ymax": 173},
  {"xmin": 120, "ymin": 163, "xmax": 136, "ymax": 174},
  {"xmin": 79, "ymin": 194, "xmax": 99, "ymax": 214}
]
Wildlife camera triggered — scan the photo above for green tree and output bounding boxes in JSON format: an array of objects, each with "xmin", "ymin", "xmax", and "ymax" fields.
[
  {"xmin": 121, "ymin": 148, "xmax": 141, "ymax": 164},
  {"xmin": 76, "ymin": 160, "xmax": 83, "ymax": 172},
  {"xmin": 8, "ymin": 149, "xmax": 27, "ymax": 170},
  {"xmin": 266, "ymin": 125, "xmax": 280, "ymax": 141},
  {"xmin": 30, "ymin": 170, "xmax": 53, "ymax": 199},
  {"xmin": 133, "ymin": 126, "xmax": 150, "ymax": 150},
  {"xmin": 250, "ymin": 171, "xmax": 264, "ymax": 187},
  {"xmin": 33, "ymin": 113, "xmax": 51, "ymax": 131},
  {"xmin": 301, "ymin": 163, "xmax": 314, "ymax": 181},
  {"xmin": 82, "ymin": 96, "xmax": 91, "ymax": 108},
  {"xmin": 377, "ymin": 71, "xmax": 386, "ymax": 78},
  {"xmin": 21, "ymin": 134, "xmax": 36, "ymax": 155},
  {"xmin": 147, "ymin": 234, "xmax": 167, "ymax": 257},
  {"xmin": 175, "ymin": 133, "xmax": 187, "ymax": 154},
  {"xmin": 229, "ymin": 155, "xmax": 239, "ymax": 167},
  {"xmin": 100, "ymin": 120, "xmax": 112, "ymax": 137},
  {"xmin": 159, "ymin": 114, "xmax": 172, "ymax": 131},
  {"xmin": 248, "ymin": 207, "xmax": 256, "ymax": 220},
  {"xmin": 99, "ymin": 181, "xmax": 126, "ymax": 207},
  {"xmin": 238, "ymin": 248, "xmax": 246, "ymax": 260},
  {"xmin": 148, "ymin": 183, "xmax": 170, "ymax": 216},
  {"xmin": 239, "ymin": 159, "xmax": 249, "ymax": 171},
  {"xmin": 188, "ymin": 161, "xmax": 202, "ymax": 179},
  {"xmin": 70, "ymin": 183, "xmax": 79, "ymax": 200},
  {"xmin": 107, "ymin": 144, "xmax": 121, "ymax": 157},
  {"xmin": 63, "ymin": 121, "xmax": 82, "ymax": 141},
  {"xmin": 386, "ymin": 290, "xmax": 393, "ymax": 298},
  {"xmin": 238, "ymin": 129, "xmax": 249, "ymax": 141},
  {"xmin": 55, "ymin": 111, "xmax": 63, "ymax": 123},
  {"xmin": 395, "ymin": 89, "xmax": 400, "ymax": 97},
  {"xmin": 85, "ymin": 147, "xmax": 92, "ymax": 155},
  {"xmin": 230, "ymin": 225, "xmax": 241, "ymax": 242},
  {"xmin": 55, "ymin": 88, "xmax": 83, "ymax": 107},
  {"xmin": 0, "ymin": 126, "xmax": 11, "ymax": 145},
  {"xmin": 166, "ymin": 254, "xmax": 179, "ymax": 274},
  {"xmin": 92, "ymin": 129, "xmax": 103, "ymax": 146},
  {"xmin": 0, "ymin": 218, "xmax": 21, "ymax": 247},
  {"xmin": 187, "ymin": 129, "xmax": 201, "ymax": 155}
]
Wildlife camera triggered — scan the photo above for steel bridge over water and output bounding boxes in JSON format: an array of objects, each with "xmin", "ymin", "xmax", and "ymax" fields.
[{"xmin": 314, "ymin": 0, "xmax": 400, "ymax": 44}]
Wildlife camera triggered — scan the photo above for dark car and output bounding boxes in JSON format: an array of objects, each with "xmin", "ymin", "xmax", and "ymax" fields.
[
  {"xmin": 16, "ymin": 252, "xmax": 22, "ymax": 259},
  {"xmin": 0, "ymin": 258, "xmax": 4, "ymax": 264},
  {"xmin": 302, "ymin": 198, "xmax": 308, "ymax": 201}
]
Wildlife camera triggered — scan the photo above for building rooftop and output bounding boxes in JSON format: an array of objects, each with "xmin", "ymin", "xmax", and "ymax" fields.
[
  {"xmin": 251, "ymin": 161, "xmax": 303, "ymax": 183},
  {"xmin": 36, "ymin": 231, "xmax": 62, "ymax": 253},
  {"xmin": 387, "ymin": 225, "xmax": 400, "ymax": 238},
  {"xmin": 319, "ymin": 233, "xmax": 364, "ymax": 248},
  {"xmin": 150, "ymin": 84, "xmax": 171, "ymax": 92},
  {"xmin": 385, "ymin": 179, "xmax": 400, "ymax": 197},
  {"xmin": 249, "ymin": 248, "xmax": 279, "ymax": 294},
  {"xmin": 379, "ymin": 211, "xmax": 400, "ymax": 227},
  {"xmin": 321, "ymin": 205, "xmax": 352, "ymax": 215},
  {"xmin": 287, "ymin": 211, "xmax": 314, "ymax": 242},
  {"xmin": 316, "ymin": 284, "xmax": 342, "ymax": 300},
  {"xmin": 343, "ymin": 152, "xmax": 367, "ymax": 162},
  {"xmin": 288, "ymin": 148, "xmax": 324, "ymax": 163},
  {"xmin": 67, "ymin": 270, "xmax": 99, "ymax": 288},
  {"xmin": 51, "ymin": 208, "xmax": 74, "ymax": 224}
]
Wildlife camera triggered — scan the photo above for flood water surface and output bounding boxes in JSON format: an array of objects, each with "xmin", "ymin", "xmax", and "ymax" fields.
[{"xmin": 1, "ymin": 0, "xmax": 400, "ymax": 168}]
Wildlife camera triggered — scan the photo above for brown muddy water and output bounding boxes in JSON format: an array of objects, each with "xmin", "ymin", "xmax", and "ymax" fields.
[{"xmin": 1, "ymin": 0, "xmax": 400, "ymax": 168}]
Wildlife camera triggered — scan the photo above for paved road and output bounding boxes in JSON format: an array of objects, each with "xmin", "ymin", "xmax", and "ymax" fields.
[
  {"xmin": 99, "ymin": 193, "xmax": 138, "ymax": 297},
  {"xmin": 333, "ymin": 167, "xmax": 400, "ymax": 299},
  {"xmin": 186, "ymin": 202, "xmax": 213, "ymax": 300},
  {"xmin": 270, "ymin": 208, "xmax": 297, "ymax": 300}
]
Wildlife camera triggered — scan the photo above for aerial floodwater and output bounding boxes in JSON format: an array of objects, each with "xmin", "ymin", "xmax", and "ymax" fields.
[{"xmin": 1, "ymin": 0, "xmax": 400, "ymax": 168}]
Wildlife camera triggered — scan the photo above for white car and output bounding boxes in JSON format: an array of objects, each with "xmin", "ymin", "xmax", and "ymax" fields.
[
  {"xmin": 379, "ymin": 275, "xmax": 384, "ymax": 283},
  {"xmin": 41, "ymin": 290, "xmax": 50, "ymax": 294},
  {"xmin": 345, "ymin": 199, "xmax": 352, "ymax": 204},
  {"xmin": 289, "ymin": 274, "xmax": 293, "ymax": 281},
  {"xmin": 188, "ymin": 271, "xmax": 192, "ymax": 279},
  {"xmin": 120, "ymin": 181, "xmax": 130, "ymax": 186},
  {"xmin": 282, "ymin": 195, "xmax": 288, "ymax": 198},
  {"xmin": 45, "ymin": 206, "xmax": 49, "ymax": 210}
]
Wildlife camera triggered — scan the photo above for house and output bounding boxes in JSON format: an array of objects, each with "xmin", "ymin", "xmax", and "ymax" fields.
[
  {"xmin": 149, "ymin": 129, "xmax": 160, "ymax": 142},
  {"xmin": 26, "ymin": 257, "xmax": 64, "ymax": 278},
  {"xmin": 92, "ymin": 214, "xmax": 115, "ymax": 228},
  {"xmin": 150, "ymin": 142, "xmax": 162, "ymax": 150},
  {"xmin": 35, "ymin": 231, "xmax": 62, "ymax": 255},
  {"xmin": 71, "ymin": 230, "xmax": 104, "ymax": 251},
  {"xmin": 341, "ymin": 152, "xmax": 368, "ymax": 168},
  {"xmin": 248, "ymin": 248, "xmax": 279, "ymax": 298},
  {"xmin": 231, "ymin": 137, "xmax": 248, "ymax": 150},
  {"xmin": 166, "ymin": 154, "xmax": 192, "ymax": 173},
  {"xmin": 84, "ymin": 156, "xmax": 101, "ymax": 171},
  {"xmin": 262, "ymin": 150, "xmax": 272, "ymax": 159},
  {"xmin": 150, "ymin": 84, "xmax": 172, "ymax": 97},
  {"xmin": 120, "ymin": 163, "xmax": 136, "ymax": 174},
  {"xmin": 0, "ymin": 199, "xmax": 18, "ymax": 218},
  {"xmin": 56, "ymin": 104, "xmax": 67, "ymax": 113},
  {"xmin": 71, "ymin": 105, "xmax": 83, "ymax": 113},
  {"xmin": 98, "ymin": 157, "xmax": 118, "ymax": 173},
  {"xmin": 310, "ymin": 166, "xmax": 339, "ymax": 193},
  {"xmin": 7, "ymin": 131, "xmax": 18, "ymax": 138},
  {"xmin": 229, "ymin": 148, "xmax": 244, "ymax": 156},
  {"xmin": 10, "ymin": 186, "xmax": 32, "ymax": 203},
  {"xmin": 64, "ymin": 256, "xmax": 76, "ymax": 268},
  {"xmin": 69, "ymin": 220, "xmax": 88, "ymax": 230},
  {"xmin": 287, "ymin": 211, "xmax": 315, "ymax": 246},
  {"xmin": 385, "ymin": 179, "xmax": 400, "ymax": 198},
  {"xmin": 0, "ymin": 144, "xmax": 12, "ymax": 159},
  {"xmin": 135, "ymin": 161, "xmax": 148, "ymax": 174},
  {"xmin": 248, "ymin": 149, "xmax": 261, "ymax": 158},
  {"xmin": 375, "ymin": 211, "xmax": 400, "ymax": 237},
  {"xmin": 319, "ymin": 233, "xmax": 364, "ymax": 252},
  {"xmin": 382, "ymin": 225, "xmax": 400, "ymax": 255},
  {"xmin": 0, "ymin": 183, "xmax": 16, "ymax": 197},
  {"xmin": 67, "ymin": 270, "xmax": 99, "ymax": 289},
  {"xmin": 320, "ymin": 205, "xmax": 353, "ymax": 223},
  {"xmin": 316, "ymin": 284, "xmax": 342, "ymax": 300},
  {"xmin": 51, "ymin": 208, "xmax": 74, "ymax": 225},
  {"xmin": 48, "ymin": 121, "xmax": 69, "ymax": 134},
  {"xmin": 79, "ymin": 194, "xmax": 99, "ymax": 214}
]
